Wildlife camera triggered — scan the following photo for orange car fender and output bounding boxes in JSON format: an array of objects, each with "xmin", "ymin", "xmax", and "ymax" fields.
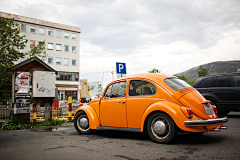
[
  {"xmin": 74, "ymin": 105, "xmax": 100, "ymax": 129},
  {"xmin": 140, "ymin": 101, "xmax": 188, "ymax": 132}
]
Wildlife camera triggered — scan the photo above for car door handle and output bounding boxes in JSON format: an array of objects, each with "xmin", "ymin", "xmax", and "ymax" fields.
[
  {"xmin": 119, "ymin": 101, "xmax": 125, "ymax": 104},
  {"xmin": 207, "ymin": 90, "xmax": 213, "ymax": 92},
  {"xmin": 235, "ymin": 90, "xmax": 240, "ymax": 93}
]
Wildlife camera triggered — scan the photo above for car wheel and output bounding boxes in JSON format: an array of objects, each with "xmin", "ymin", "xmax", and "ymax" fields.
[
  {"xmin": 74, "ymin": 111, "xmax": 93, "ymax": 134},
  {"xmin": 147, "ymin": 112, "xmax": 178, "ymax": 144},
  {"xmin": 210, "ymin": 100, "xmax": 230, "ymax": 116}
]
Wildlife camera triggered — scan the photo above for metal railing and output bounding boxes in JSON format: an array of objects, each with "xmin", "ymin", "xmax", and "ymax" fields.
[{"xmin": 0, "ymin": 109, "xmax": 12, "ymax": 119}]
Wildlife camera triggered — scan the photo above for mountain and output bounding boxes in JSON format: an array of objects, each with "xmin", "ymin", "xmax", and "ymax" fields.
[{"xmin": 174, "ymin": 61, "xmax": 240, "ymax": 80}]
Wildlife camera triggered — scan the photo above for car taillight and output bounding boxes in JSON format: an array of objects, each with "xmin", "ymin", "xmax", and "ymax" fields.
[
  {"xmin": 212, "ymin": 106, "xmax": 217, "ymax": 114},
  {"xmin": 187, "ymin": 108, "xmax": 193, "ymax": 118}
]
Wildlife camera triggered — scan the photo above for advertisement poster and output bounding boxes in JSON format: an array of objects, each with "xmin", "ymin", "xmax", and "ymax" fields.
[
  {"xmin": 15, "ymin": 71, "xmax": 32, "ymax": 93},
  {"xmin": 14, "ymin": 71, "xmax": 32, "ymax": 114}
]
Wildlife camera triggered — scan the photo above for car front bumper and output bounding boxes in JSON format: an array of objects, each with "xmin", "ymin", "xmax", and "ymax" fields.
[{"xmin": 184, "ymin": 116, "xmax": 228, "ymax": 127}]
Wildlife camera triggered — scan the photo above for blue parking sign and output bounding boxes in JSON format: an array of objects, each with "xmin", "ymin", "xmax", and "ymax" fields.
[{"xmin": 116, "ymin": 62, "xmax": 126, "ymax": 74}]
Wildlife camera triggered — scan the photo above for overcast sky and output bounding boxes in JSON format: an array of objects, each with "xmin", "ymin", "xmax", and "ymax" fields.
[{"xmin": 1, "ymin": 0, "xmax": 240, "ymax": 88}]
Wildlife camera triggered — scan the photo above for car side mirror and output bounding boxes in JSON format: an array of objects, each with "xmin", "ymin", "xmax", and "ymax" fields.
[{"xmin": 97, "ymin": 95, "xmax": 100, "ymax": 99}]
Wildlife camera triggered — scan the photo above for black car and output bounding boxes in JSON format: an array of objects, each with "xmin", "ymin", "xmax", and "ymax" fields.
[{"xmin": 193, "ymin": 73, "xmax": 240, "ymax": 115}]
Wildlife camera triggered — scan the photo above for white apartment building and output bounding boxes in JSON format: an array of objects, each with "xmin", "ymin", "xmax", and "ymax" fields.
[
  {"xmin": 0, "ymin": 11, "xmax": 81, "ymax": 100},
  {"xmin": 88, "ymin": 81, "xmax": 102, "ymax": 98}
]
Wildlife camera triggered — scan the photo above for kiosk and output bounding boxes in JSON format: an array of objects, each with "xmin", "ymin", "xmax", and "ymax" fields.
[{"xmin": 8, "ymin": 56, "xmax": 57, "ymax": 123}]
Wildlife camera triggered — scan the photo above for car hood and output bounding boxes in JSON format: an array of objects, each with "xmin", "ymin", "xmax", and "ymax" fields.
[{"xmin": 177, "ymin": 88, "xmax": 214, "ymax": 120}]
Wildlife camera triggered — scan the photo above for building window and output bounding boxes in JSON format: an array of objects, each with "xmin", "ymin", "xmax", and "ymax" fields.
[
  {"xmin": 56, "ymin": 74, "xmax": 60, "ymax": 80},
  {"xmin": 64, "ymin": 45, "xmax": 69, "ymax": 52},
  {"xmin": 65, "ymin": 91, "xmax": 77, "ymax": 100},
  {"xmin": 39, "ymin": 28, "xmax": 45, "ymax": 35},
  {"xmin": 72, "ymin": 59, "xmax": 76, "ymax": 66},
  {"xmin": 48, "ymin": 43, "xmax": 53, "ymax": 50},
  {"xmin": 56, "ymin": 44, "xmax": 61, "ymax": 51},
  {"xmin": 56, "ymin": 57, "xmax": 61, "ymax": 65},
  {"xmin": 72, "ymin": 33, "xmax": 76, "ymax": 40},
  {"xmin": 30, "ymin": 40, "xmax": 35, "ymax": 47},
  {"xmin": 56, "ymin": 31, "xmax": 61, "ymax": 37},
  {"xmin": 64, "ymin": 32, "xmax": 69, "ymax": 38},
  {"xmin": 48, "ymin": 57, "xmax": 53, "ymax": 64},
  {"xmin": 48, "ymin": 29, "xmax": 53, "ymax": 36},
  {"xmin": 72, "ymin": 46, "xmax": 76, "ymax": 53},
  {"xmin": 64, "ymin": 58, "xmax": 69, "ymax": 65},
  {"xmin": 57, "ymin": 72, "xmax": 79, "ymax": 81},
  {"xmin": 39, "ymin": 41, "xmax": 45, "ymax": 46},
  {"xmin": 30, "ymin": 26, "xmax": 36, "ymax": 33},
  {"xmin": 21, "ymin": 24, "xmax": 26, "ymax": 31}
]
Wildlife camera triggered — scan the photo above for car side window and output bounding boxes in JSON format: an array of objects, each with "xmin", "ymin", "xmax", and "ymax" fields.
[
  {"xmin": 233, "ymin": 76, "xmax": 240, "ymax": 87},
  {"xmin": 129, "ymin": 80, "xmax": 156, "ymax": 96},
  {"xmin": 197, "ymin": 78, "xmax": 212, "ymax": 88},
  {"xmin": 104, "ymin": 81, "xmax": 127, "ymax": 98},
  {"xmin": 217, "ymin": 76, "xmax": 231, "ymax": 87},
  {"xmin": 208, "ymin": 78, "xmax": 216, "ymax": 87}
]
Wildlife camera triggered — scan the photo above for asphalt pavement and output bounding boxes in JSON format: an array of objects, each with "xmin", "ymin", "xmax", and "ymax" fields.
[{"xmin": 0, "ymin": 112, "xmax": 240, "ymax": 160}]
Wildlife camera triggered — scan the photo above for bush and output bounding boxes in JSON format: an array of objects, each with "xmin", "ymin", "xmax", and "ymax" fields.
[{"xmin": 0, "ymin": 117, "xmax": 71, "ymax": 130}]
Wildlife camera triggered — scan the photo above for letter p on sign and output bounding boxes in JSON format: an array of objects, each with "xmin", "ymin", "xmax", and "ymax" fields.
[{"xmin": 116, "ymin": 62, "xmax": 126, "ymax": 74}]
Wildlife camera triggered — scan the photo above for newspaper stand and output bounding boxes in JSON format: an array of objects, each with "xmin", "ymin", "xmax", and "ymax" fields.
[{"xmin": 8, "ymin": 56, "xmax": 57, "ymax": 123}]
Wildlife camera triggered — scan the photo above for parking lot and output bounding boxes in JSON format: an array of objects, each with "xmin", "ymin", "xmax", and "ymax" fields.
[{"xmin": 0, "ymin": 112, "xmax": 239, "ymax": 160}]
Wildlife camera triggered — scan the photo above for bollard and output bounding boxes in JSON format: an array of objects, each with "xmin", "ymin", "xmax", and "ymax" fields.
[
  {"xmin": 73, "ymin": 99, "xmax": 74, "ymax": 107},
  {"xmin": 68, "ymin": 97, "xmax": 72, "ymax": 121},
  {"xmin": 33, "ymin": 103, "xmax": 37, "ymax": 122},
  {"xmin": 65, "ymin": 100, "xmax": 66, "ymax": 107},
  {"xmin": 7, "ymin": 101, "xmax": 8, "ymax": 110}
]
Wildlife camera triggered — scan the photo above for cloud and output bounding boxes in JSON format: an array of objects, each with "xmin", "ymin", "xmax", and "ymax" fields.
[{"xmin": 1, "ymin": 0, "xmax": 240, "ymax": 87}]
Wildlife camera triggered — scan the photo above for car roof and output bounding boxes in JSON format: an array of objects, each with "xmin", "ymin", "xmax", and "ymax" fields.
[
  {"xmin": 197, "ymin": 72, "xmax": 240, "ymax": 79},
  {"xmin": 118, "ymin": 73, "xmax": 175, "ymax": 81},
  {"xmin": 193, "ymin": 72, "xmax": 240, "ymax": 87}
]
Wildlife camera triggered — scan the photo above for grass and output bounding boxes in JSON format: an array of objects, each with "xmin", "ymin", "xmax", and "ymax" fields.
[{"xmin": 0, "ymin": 117, "xmax": 72, "ymax": 130}]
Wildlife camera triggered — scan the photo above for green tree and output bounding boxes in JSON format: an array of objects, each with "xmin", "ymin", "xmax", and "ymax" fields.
[
  {"xmin": 0, "ymin": 17, "xmax": 26, "ymax": 100},
  {"xmin": 148, "ymin": 68, "xmax": 161, "ymax": 73},
  {"xmin": 176, "ymin": 76, "xmax": 195, "ymax": 86},
  {"xmin": 0, "ymin": 16, "xmax": 47, "ymax": 101},
  {"xmin": 198, "ymin": 65, "xmax": 209, "ymax": 77},
  {"xmin": 26, "ymin": 40, "xmax": 47, "ymax": 60}
]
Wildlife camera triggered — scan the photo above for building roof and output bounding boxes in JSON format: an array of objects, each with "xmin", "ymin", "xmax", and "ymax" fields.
[
  {"xmin": 80, "ymin": 79, "xmax": 87, "ymax": 84},
  {"xmin": 0, "ymin": 11, "xmax": 81, "ymax": 33},
  {"xmin": 8, "ymin": 56, "xmax": 57, "ymax": 74}
]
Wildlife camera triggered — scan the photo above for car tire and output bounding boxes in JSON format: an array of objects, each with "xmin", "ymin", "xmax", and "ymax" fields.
[
  {"xmin": 147, "ymin": 112, "xmax": 178, "ymax": 144},
  {"xmin": 210, "ymin": 100, "xmax": 230, "ymax": 116},
  {"xmin": 74, "ymin": 111, "xmax": 93, "ymax": 134}
]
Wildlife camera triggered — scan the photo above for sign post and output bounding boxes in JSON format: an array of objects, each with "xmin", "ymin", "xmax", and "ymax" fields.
[{"xmin": 116, "ymin": 62, "xmax": 126, "ymax": 77}]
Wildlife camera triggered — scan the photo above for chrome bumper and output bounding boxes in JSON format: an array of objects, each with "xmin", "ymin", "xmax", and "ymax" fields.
[{"xmin": 184, "ymin": 116, "xmax": 228, "ymax": 127}]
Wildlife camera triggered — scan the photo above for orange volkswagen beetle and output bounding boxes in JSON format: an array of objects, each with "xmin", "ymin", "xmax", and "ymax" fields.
[{"xmin": 74, "ymin": 73, "xmax": 228, "ymax": 143}]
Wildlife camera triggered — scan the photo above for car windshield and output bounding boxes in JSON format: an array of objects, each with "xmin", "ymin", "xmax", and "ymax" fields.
[{"xmin": 165, "ymin": 78, "xmax": 192, "ymax": 91}]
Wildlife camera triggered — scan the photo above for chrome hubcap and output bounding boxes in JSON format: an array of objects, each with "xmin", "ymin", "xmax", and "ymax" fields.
[
  {"xmin": 79, "ymin": 117, "xmax": 88, "ymax": 129},
  {"xmin": 151, "ymin": 117, "xmax": 169, "ymax": 139},
  {"xmin": 153, "ymin": 120, "xmax": 166, "ymax": 135},
  {"xmin": 77, "ymin": 115, "xmax": 89, "ymax": 131}
]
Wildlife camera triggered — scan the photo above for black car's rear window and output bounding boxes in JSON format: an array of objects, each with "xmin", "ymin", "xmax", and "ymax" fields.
[
  {"xmin": 165, "ymin": 78, "xmax": 192, "ymax": 91},
  {"xmin": 197, "ymin": 78, "xmax": 212, "ymax": 88}
]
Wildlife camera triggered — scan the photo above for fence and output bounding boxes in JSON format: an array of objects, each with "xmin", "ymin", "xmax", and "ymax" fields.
[{"xmin": 0, "ymin": 109, "xmax": 12, "ymax": 119}]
